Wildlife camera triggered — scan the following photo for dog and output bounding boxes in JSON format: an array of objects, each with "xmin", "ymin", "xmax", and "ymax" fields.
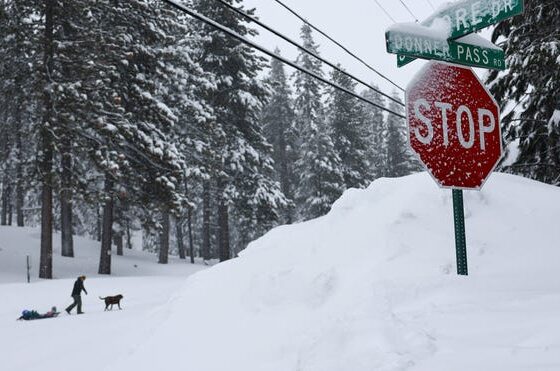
[{"xmin": 99, "ymin": 295, "xmax": 124, "ymax": 311}]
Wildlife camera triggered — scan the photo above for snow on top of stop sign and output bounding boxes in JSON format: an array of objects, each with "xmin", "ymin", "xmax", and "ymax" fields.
[{"xmin": 406, "ymin": 59, "xmax": 461, "ymax": 93}]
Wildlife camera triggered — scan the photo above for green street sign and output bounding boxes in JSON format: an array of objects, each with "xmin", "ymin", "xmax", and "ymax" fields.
[
  {"xmin": 397, "ymin": 0, "xmax": 524, "ymax": 67},
  {"xmin": 386, "ymin": 30, "xmax": 505, "ymax": 70},
  {"xmin": 397, "ymin": 55, "xmax": 418, "ymax": 68}
]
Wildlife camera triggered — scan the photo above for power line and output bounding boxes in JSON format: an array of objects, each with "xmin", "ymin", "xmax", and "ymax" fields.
[
  {"xmin": 398, "ymin": 0, "xmax": 418, "ymax": 22},
  {"xmin": 425, "ymin": 0, "xmax": 436, "ymax": 11},
  {"xmin": 214, "ymin": 0, "xmax": 403, "ymax": 106},
  {"xmin": 372, "ymin": 0, "xmax": 397, "ymax": 23},
  {"xmin": 159, "ymin": 0, "xmax": 406, "ymax": 119},
  {"xmin": 271, "ymin": 0, "xmax": 405, "ymax": 93}
]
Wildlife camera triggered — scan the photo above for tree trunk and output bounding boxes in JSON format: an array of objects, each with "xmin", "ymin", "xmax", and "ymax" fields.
[
  {"xmin": 201, "ymin": 181, "xmax": 211, "ymax": 261},
  {"xmin": 115, "ymin": 233, "xmax": 123, "ymax": 256},
  {"xmin": 15, "ymin": 173, "xmax": 24, "ymax": 227},
  {"xmin": 187, "ymin": 204, "xmax": 195, "ymax": 264},
  {"xmin": 126, "ymin": 219, "xmax": 132, "ymax": 249},
  {"xmin": 60, "ymin": 135, "xmax": 73, "ymax": 257},
  {"xmin": 15, "ymin": 109, "xmax": 24, "ymax": 227},
  {"xmin": 113, "ymin": 201, "xmax": 123, "ymax": 256},
  {"xmin": 98, "ymin": 176, "xmax": 114, "ymax": 275},
  {"xmin": 39, "ymin": 0, "xmax": 55, "ymax": 279},
  {"xmin": 7, "ymin": 196, "xmax": 12, "ymax": 225},
  {"xmin": 1, "ymin": 181, "xmax": 7, "ymax": 226},
  {"xmin": 176, "ymin": 217, "xmax": 186, "ymax": 260},
  {"xmin": 0, "ymin": 183, "xmax": 12, "ymax": 225},
  {"xmin": 218, "ymin": 188, "xmax": 230, "ymax": 262},
  {"xmin": 1, "ymin": 108, "xmax": 10, "ymax": 226},
  {"xmin": 96, "ymin": 204, "xmax": 102, "ymax": 241},
  {"xmin": 158, "ymin": 211, "xmax": 169, "ymax": 264},
  {"xmin": 184, "ymin": 179, "xmax": 195, "ymax": 263}
]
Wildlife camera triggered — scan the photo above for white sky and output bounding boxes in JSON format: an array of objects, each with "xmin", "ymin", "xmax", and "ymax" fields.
[{"xmin": 241, "ymin": 0, "xmax": 493, "ymax": 99}]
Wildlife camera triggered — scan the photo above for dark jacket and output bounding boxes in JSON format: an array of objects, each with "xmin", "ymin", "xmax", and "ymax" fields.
[{"xmin": 71, "ymin": 278, "xmax": 87, "ymax": 297}]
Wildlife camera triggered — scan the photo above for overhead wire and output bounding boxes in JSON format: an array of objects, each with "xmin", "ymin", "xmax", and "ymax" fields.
[
  {"xmin": 271, "ymin": 0, "xmax": 405, "ymax": 93},
  {"xmin": 214, "ymin": 0, "xmax": 403, "ymax": 106},
  {"xmin": 159, "ymin": 0, "xmax": 406, "ymax": 119},
  {"xmin": 425, "ymin": 0, "xmax": 436, "ymax": 11},
  {"xmin": 398, "ymin": 0, "xmax": 419, "ymax": 22},
  {"xmin": 372, "ymin": 0, "xmax": 397, "ymax": 23}
]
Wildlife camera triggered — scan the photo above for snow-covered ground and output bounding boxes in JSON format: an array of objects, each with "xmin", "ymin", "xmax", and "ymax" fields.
[
  {"xmin": 2, "ymin": 172, "xmax": 560, "ymax": 371},
  {"xmin": 0, "ymin": 227, "xmax": 206, "ymax": 371}
]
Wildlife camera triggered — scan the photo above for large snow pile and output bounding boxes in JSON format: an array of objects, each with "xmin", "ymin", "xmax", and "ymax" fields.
[{"xmin": 107, "ymin": 172, "xmax": 560, "ymax": 371}]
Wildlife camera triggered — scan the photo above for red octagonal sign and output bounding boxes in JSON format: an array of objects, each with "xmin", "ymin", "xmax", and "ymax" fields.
[{"xmin": 406, "ymin": 62, "xmax": 502, "ymax": 190}]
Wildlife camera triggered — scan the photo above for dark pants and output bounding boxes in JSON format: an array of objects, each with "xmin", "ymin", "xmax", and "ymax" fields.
[{"xmin": 66, "ymin": 295, "xmax": 83, "ymax": 314}]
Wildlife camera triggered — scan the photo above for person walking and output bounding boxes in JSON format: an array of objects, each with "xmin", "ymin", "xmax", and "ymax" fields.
[{"xmin": 65, "ymin": 275, "xmax": 88, "ymax": 314}]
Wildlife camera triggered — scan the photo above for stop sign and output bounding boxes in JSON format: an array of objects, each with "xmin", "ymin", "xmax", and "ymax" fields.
[{"xmin": 406, "ymin": 62, "xmax": 502, "ymax": 189}]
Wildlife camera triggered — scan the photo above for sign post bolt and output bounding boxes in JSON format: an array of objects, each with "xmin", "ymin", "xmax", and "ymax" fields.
[{"xmin": 452, "ymin": 190, "xmax": 468, "ymax": 275}]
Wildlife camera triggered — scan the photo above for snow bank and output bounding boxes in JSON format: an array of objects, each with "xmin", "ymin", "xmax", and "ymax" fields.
[{"xmin": 107, "ymin": 172, "xmax": 560, "ymax": 371}]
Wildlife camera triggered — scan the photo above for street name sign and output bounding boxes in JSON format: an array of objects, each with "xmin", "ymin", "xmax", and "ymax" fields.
[
  {"xmin": 386, "ymin": 29, "xmax": 505, "ymax": 70},
  {"xmin": 406, "ymin": 62, "xmax": 502, "ymax": 189},
  {"xmin": 397, "ymin": 0, "xmax": 524, "ymax": 67}
]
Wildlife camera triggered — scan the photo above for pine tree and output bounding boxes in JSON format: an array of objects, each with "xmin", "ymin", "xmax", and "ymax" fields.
[
  {"xmin": 262, "ymin": 49, "xmax": 296, "ymax": 223},
  {"xmin": 361, "ymin": 87, "xmax": 387, "ymax": 179},
  {"xmin": 39, "ymin": 0, "xmax": 57, "ymax": 279},
  {"xmin": 385, "ymin": 93, "xmax": 418, "ymax": 177},
  {"xmin": 0, "ymin": 0, "xmax": 40, "ymax": 229},
  {"xmin": 487, "ymin": 0, "xmax": 560, "ymax": 185},
  {"xmin": 327, "ymin": 67, "xmax": 371, "ymax": 189},
  {"xmin": 293, "ymin": 25, "xmax": 344, "ymax": 220},
  {"xmin": 193, "ymin": 0, "xmax": 287, "ymax": 258}
]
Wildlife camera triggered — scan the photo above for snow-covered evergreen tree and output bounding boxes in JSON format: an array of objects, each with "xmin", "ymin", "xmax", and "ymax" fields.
[
  {"xmin": 293, "ymin": 25, "xmax": 344, "ymax": 220},
  {"xmin": 327, "ymin": 67, "xmax": 371, "ymax": 189},
  {"xmin": 0, "ymin": 0, "xmax": 41, "ymax": 229},
  {"xmin": 385, "ymin": 93, "xmax": 418, "ymax": 177},
  {"xmin": 193, "ymin": 0, "xmax": 287, "ymax": 259},
  {"xmin": 487, "ymin": 0, "xmax": 560, "ymax": 185},
  {"xmin": 262, "ymin": 49, "xmax": 296, "ymax": 223},
  {"xmin": 361, "ymin": 87, "xmax": 388, "ymax": 179}
]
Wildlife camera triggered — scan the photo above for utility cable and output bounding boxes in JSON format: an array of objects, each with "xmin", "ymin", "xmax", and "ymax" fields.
[
  {"xmin": 272, "ymin": 0, "xmax": 405, "ymax": 93},
  {"xmin": 372, "ymin": 0, "xmax": 397, "ymax": 23},
  {"xmin": 159, "ymin": 0, "xmax": 406, "ymax": 119},
  {"xmin": 398, "ymin": 0, "xmax": 418, "ymax": 22},
  {"xmin": 425, "ymin": 0, "xmax": 436, "ymax": 11},
  {"xmin": 215, "ymin": 0, "xmax": 403, "ymax": 106}
]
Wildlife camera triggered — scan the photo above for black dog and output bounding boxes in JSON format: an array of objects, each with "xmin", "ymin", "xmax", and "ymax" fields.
[{"xmin": 99, "ymin": 295, "xmax": 124, "ymax": 311}]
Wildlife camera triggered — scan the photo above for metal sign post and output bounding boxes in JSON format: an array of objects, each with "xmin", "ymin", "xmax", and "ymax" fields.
[{"xmin": 452, "ymin": 190, "xmax": 468, "ymax": 275}]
